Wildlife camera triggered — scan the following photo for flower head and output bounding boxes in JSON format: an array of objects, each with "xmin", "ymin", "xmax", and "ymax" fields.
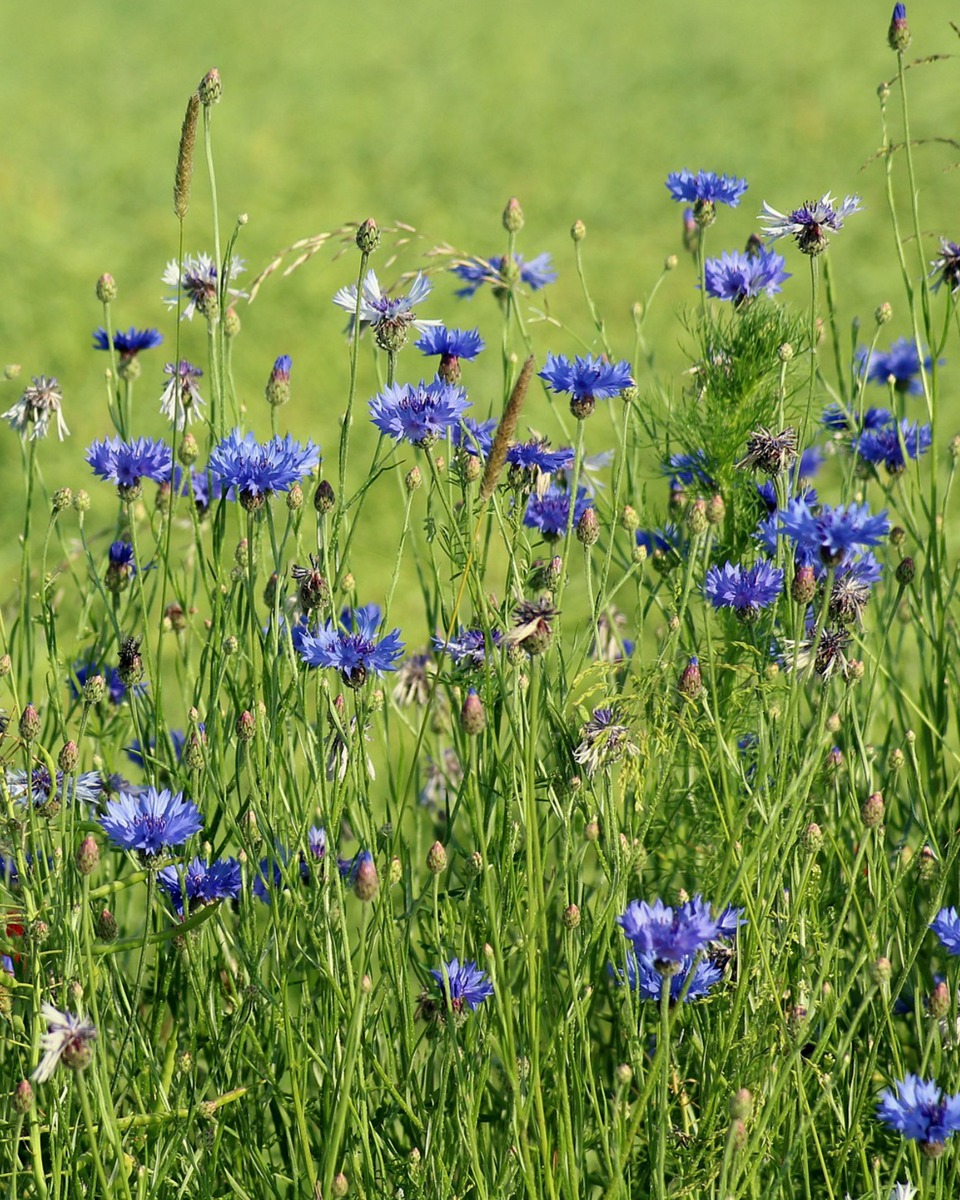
[
  {"xmin": 453, "ymin": 417, "xmax": 498, "ymax": 457},
  {"xmin": 2, "ymin": 376, "xmax": 69, "ymax": 441},
  {"xmin": 86, "ymin": 436, "xmax": 173, "ymax": 497},
  {"xmin": 98, "ymin": 787, "xmax": 202, "ymax": 857},
  {"xmin": 524, "ymin": 484, "xmax": 592, "ymax": 541},
  {"xmin": 617, "ymin": 896, "xmax": 720, "ymax": 965},
  {"xmin": 6, "ymin": 767, "xmax": 101, "ymax": 814},
  {"xmin": 299, "ymin": 605, "xmax": 404, "ymax": 687},
  {"xmin": 778, "ymin": 498, "xmax": 890, "ymax": 566},
  {"xmin": 856, "ymin": 338, "xmax": 932, "ymax": 395},
  {"xmin": 705, "ymin": 560, "xmax": 784, "ymax": 621},
  {"xmin": 369, "ymin": 377, "xmax": 471, "ymax": 447},
  {"xmin": 931, "ymin": 907, "xmax": 960, "ymax": 955},
  {"xmin": 539, "ymin": 353, "xmax": 634, "ymax": 419},
  {"xmin": 930, "ymin": 238, "xmax": 960, "ymax": 294},
  {"xmin": 573, "ymin": 707, "xmax": 638, "ymax": 775},
  {"xmin": 157, "ymin": 856, "xmax": 241, "ymax": 916},
  {"xmin": 93, "ymin": 327, "xmax": 163, "ymax": 356},
  {"xmin": 428, "ymin": 957, "xmax": 494, "ymax": 1012},
  {"xmin": 451, "ymin": 252, "xmax": 556, "ymax": 299},
  {"xmin": 434, "ymin": 626, "xmax": 503, "ymax": 668},
  {"xmin": 877, "ymin": 1075, "xmax": 960, "ymax": 1154},
  {"xmin": 704, "ymin": 247, "xmax": 790, "ymax": 304},
  {"xmin": 208, "ymin": 430, "xmax": 320, "ymax": 509},
  {"xmin": 856, "ymin": 418, "xmax": 932, "ymax": 475},
  {"xmin": 506, "ymin": 438, "xmax": 574, "ymax": 479},
  {"xmin": 333, "ymin": 270, "xmax": 440, "ymax": 351},
  {"xmin": 159, "ymin": 360, "xmax": 205, "ymax": 429},
  {"xmin": 759, "ymin": 194, "xmax": 862, "ymax": 255},
  {"xmin": 666, "ymin": 170, "xmax": 749, "ymax": 225},
  {"xmin": 33, "ymin": 1005, "xmax": 97, "ymax": 1082},
  {"xmin": 509, "ymin": 596, "xmax": 559, "ymax": 656},
  {"xmin": 69, "ymin": 661, "xmax": 134, "ymax": 705},
  {"xmin": 416, "ymin": 326, "xmax": 484, "ymax": 383},
  {"xmin": 617, "ymin": 950, "xmax": 724, "ymax": 1003},
  {"xmin": 162, "ymin": 253, "xmax": 246, "ymax": 320}
]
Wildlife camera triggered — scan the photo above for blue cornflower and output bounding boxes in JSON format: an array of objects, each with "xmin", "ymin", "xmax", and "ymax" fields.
[
  {"xmin": 434, "ymin": 627, "xmax": 503, "ymax": 668},
  {"xmin": 756, "ymin": 480, "xmax": 818, "ymax": 515},
  {"xmin": 6, "ymin": 767, "xmax": 101, "ymax": 812},
  {"xmin": 208, "ymin": 430, "xmax": 320, "ymax": 510},
  {"xmin": 523, "ymin": 484, "xmax": 592, "ymax": 541},
  {"xmin": 856, "ymin": 338, "xmax": 932, "ymax": 395},
  {"xmin": 857, "ymin": 418, "xmax": 932, "ymax": 475},
  {"xmin": 715, "ymin": 905, "xmax": 746, "ymax": 939},
  {"xmin": 162, "ymin": 253, "xmax": 246, "ymax": 320},
  {"xmin": 159, "ymin": 360, "xmax": 205, "ymax": 429},
  {"xmin": 617, "ymin": 950, "xmax": 724, "ymax": 1003},
  {"xmin": 539, "ymin": 353, "xmax": 634, "ymax": 418},
  {"xmin": 931, "ymin": 907, "xmax": 960, "ymax": 955},
  {"xmin": 822, "ymin": 403, "xmax": 893, "ymax": 433},
  {"xmin": 453, "ymin": 417, "xmax": 498, "ymax": 457},
  {"xmin": 617, "ymin": 896, "xmax": 720, "ymax": 965},
  {"xmin": 506, "ymin": 439, "xmax": 574, "ymax": 476},
  {"xmin": 253, "ymin": 849, "xmax": 290, "ymax": 904},
  {"xmin": 69, "ymin": 662, "xmax": 131, "ymax": 705},
  {"xmin": 416, "ymin": 326, "xmax": 485, "ymax": 383},
  {"xmin": 299, "ymin": 605, "xmax": 404, "ymax": 687},
  {"xmin": 86, "ymin": 436, "xmax": 173, "ymax": 497},
  {"xmin": 157, "ymin": 856, "xmax": 241, "ymax": 916},
  {"xmin": 332, "ymin": 269, "xmax": 440, "ymax": 351},
  {"xmin": 189, "ymin": 466, "xmax": 225, "ymax": 514},
  {"xmin": 704, "ymin": 247, "xmax": 790, "ymax": 304},
  {"xmin": 126, "ymin": 730, "xmax": 188, "ymax": 770},
  {"xmin": 705, "ymin": 561, "xmax": 784, "ymax": 621},
  {"xmin": 369, "ymin": 377, "xmax": 471, "ymax": 447},
  {"xmin": 92, "ymin": 327, "xmax": 163, "ymax": 356},
  {"xmin": 665, "ymin": 450, "xmax": 716, "ymax": 491},
  {"xmin": 877, "ymin": 1075, "xmax": 960, "ymax": 1152},
  {"xmin": 665, "ymin": 169, "xmax": 749, "ymax": 213},
  {"xmin": 428, "ymin": 958, "xmax": 494, "ymax": 1012},
  {"xmin": 779, "ymin": 499, "xmax": 890, "ymax": 565},
  {"xmin": 452, "ymin": 252, "xmax": 556, "ymax": 299},
  {"xmin": 636, "ymin": 524, "xmax": 684, "ymax": 561},
  {"xmin": 105, "ymin": 540, "xmax": 138, "ymax": 593},
  {"xmin": 759, "ymin": 193, "xmax": 862, "ymax": 256},
  {"xmin": 98, "ymin": 787, "xmax": 202, "ymax": 857},
  {"xmin": 930, "ymin": 238, "xmax": 960, "ymax": 294}
]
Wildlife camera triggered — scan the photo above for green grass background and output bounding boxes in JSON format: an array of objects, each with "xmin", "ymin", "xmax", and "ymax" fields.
[{"xmin": 0, "ymin": 0, "xmax": 956, "ymax": 629}]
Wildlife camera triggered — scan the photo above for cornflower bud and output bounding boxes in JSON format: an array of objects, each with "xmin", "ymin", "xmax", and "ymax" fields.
[
  {"xmin": 802, "ymin": 823, "xmax": 823, "ymax": 854},
  {"xmin": 730, "ymin": 1088, "xmax": 753, "ymax": 1120},
  {"xmin": 502, "ymin": 197, "xmax": 524, "ymax": 233},
  {"xmin": 571, "ymin": 219, "xmax": 586, "ymax": 242},
  {"xmin": 265, "ymin": 355, "xmax": 291, "ymax": 408},
  {"xmin": 223, "ymin": 306, "xmax": 241, "ymax": 338},
  {"xmin": 888, "ymin": 747, "xmax": 905, "ymax": 771},
  {"xmin": 888, "ymin": 3, "xmax": 910, "ymax": 51},
  {"xmin": 287, "ymin": 482, "xmax": 303, "ymax": 511},
  {"xmin": 929, "ymin": 980, "xmax": 950, "ymax": 1019},
  {"xmin": 862, "ymin": 791, "xmax": 884, "ymax": 829},
  {"xmin": 577, "ymin": 507, "xmax": 600, "ymax": 546},
  {"xmin": 223, "ymin": 635, "xmax": 239, "ymax": 656},
  {"xmin": 314, "ymin": 480, "xmax": 335, "ymax": 514},
  {"xmin": 705, "ymin": 493, "xmax": 726, "ymax": 525},
  {"xmin": 777, "ymin": 343, "xmax": 794, "ymax": 362},
  {"xmin": 687, "ymin": 497, "xmax": 708, "ymax": 536},
  {"xmin": 918, "ymin": 844, "xmax": 937, "ymax": 882},
  {"xmin": 678, "ymin": 656, "xmax": 702, "ymax": 700},
  {"xmin": 237, "ymin": 710, "xmax": 256, "ymax": 741},
  {"xmin": 465, "ymin": 850, "xmax": 483, "ymax": 878},
  {"xmin": 96, "ymin": 272, "xmax": 118, "ymax": 303},
  {"xmin": 76, "ymin": 835, "xmax": 100, "ymax": 876},
  {"xmin": 870, "ymin": 956, "xmax": 892, "ymax": 985},
  {"xmin": 332, "ymin": 1174, "xmax": 349, "ymax": 1198},
  {"xmin": 52, "ymin": 488, "xmax": 72, "ymax": 513},
  {"xmin": 664, "ymin": 254, "xmax": 678, "ymax": 271},
  {"xmin": 356, "ymin": 218, "xmax": 380, "ymax": 254},
  {"xmin": 562, "ymin": 903, "xmax": 581, "ymax": 930},
  {"xmin": 198, "ymin": 68, "xmax": 222, "ymax": 105},
  {"xmin": 427, "ymin": 841, "xmax": 447, "ymax": 875},
  {"xmin": 353, "ymin": 855, "xmax": 378, "ymax": 901},
  {"xmin": 584, "ymin": 820, "xmax": 600, "ymax": 843},
  {"xmin": 621, "ymin": 505, "xmax": 639, "ymax": 532},
  {"xmin": 388, "ymin": 856, "xmax": 402, "ymax": 886},
  {"xmin": 405, "ymin": 466, "xmax": 422, "ymax": 492},
  {"xmin": 615, "ymin": 1063, "xmax": 633, "ymax": 1088},
  {"xmin": 791, "ymin": 564, "xmax": 816, "ymax": 605},
  {"xmin": 59, "ymin": 740, "xmax": 79, "ymax": 773},
  {"xmin": 18, "ymin": 705, "xmax": 40, "ymax": 743},
  {"xmin": 72, "ymin": 490, "xmax": 90, "ymax": 513},
  {"xmin": 896, "ymin": 557, "xmax": 915, "ymax": 586},
  {"xmin": 14, "ymin": 1079, "xmax": 33, "ymax": 1113},
  {"xmin": 460, "ymin": 689, "xmax": 486, "ymax": 735},
  {"xmin": 0, "ymin": 654, "xmax": 10, "ymax": 677}
]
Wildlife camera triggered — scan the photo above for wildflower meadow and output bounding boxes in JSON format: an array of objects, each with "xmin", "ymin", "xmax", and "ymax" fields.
[{"xmin": 4, "ymin": 5, "xmax": 960, "ymax": 1198}]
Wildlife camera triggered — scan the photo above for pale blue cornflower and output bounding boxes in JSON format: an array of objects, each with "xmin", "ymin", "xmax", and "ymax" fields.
[
  {"xmin": 162, "ymin": 252, "xmax": 246, "ymax": 320},
  {"xmin": 759, "ymin": 193, "xmax": 862, "ymax": 256},
  {"xmin": 158, "ymin": 360, "xmax": 205, "ymax": 429},
  {"xmin": 32, "ymin": 1005, "xmax": 97, "ymax": 1082},
  {"xmin": 2, "ymin": 376, "xmax": 69, "ymax": 441},
  {"xmin": 333, "ymin": 270, "xmax": 440, "ymax": 350}
]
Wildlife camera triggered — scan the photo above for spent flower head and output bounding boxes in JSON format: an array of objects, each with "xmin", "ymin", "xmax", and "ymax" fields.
[
  {"xmin": 33, "ymin": 1005, "xmax": 97, "ymax": 1082},
  {"xmin": 930, "ymin": 238, "xmax": 960, "ymax": 294},
  {"xmin": 2, "ymin": 376, "xmax": 69, "ymax": 441}
]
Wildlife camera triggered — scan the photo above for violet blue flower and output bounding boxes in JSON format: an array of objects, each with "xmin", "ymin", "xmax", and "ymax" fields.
[
  {"xmin": 428, "ymin": 957, "xmax": 494, "ymax": 1012},
  {"xmin": 299, "ymin": 606, "xmax": 404, "ymax": 687},
  {"xmin": 98, "ymin": 787, "xmax": 202, "ymax": 857},
  {"xmin": 86, "ymin": 436, "xmax": 173, "ymax": 496},
  {"xmin": 704, "ymin": 247, "xmax": 790, "ymax": 304},
  {"xmin": 523, "ymin": 484, "xmax": 592, "ymax": 541},
  {"xmin": 759, "ymin": 193, "xmax": 862, "ymax": 256},
  {"xmin": 617, "ymin": 895, "xmax": 720, "ymax": 965},
  {"xmin": 665, "ymin": 170, "xmax": 749, "ymax": 209},
  {"xmin": 208, "ymin": 431, "xmax": 320, "ymax": 509},
  {"xmin": 452, "ymin": 253, "xmax": 556, "ymax": 299},
  {"xmin": 705, "ymin": 561, "xmax": 784, "ymax": 620},
  {"xmin": 369, "ymin": 377, "xmax": 471, "ymax": 447},
  {"xmin": 158, "ymin": 856, "xmax": 242, "ymax": 915},
  {"xmin": 539, "ymin": 353, "xmax": 634, "ymax": 418},
  {"xmin": 92, "ymin": 327, "xmax": 163, "ymax": 355},
  {"xmin": 877, "ymin": 1075, "xmax": 960, "ymax": 1151}
]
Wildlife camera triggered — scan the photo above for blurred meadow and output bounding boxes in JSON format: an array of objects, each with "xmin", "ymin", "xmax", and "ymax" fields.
[{"xmin": 2, "ymin": 1, "xmax": 957, "ymax": 607}]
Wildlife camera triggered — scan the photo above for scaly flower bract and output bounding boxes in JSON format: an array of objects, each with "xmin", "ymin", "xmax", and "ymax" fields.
[
  {"xmin": 617, "ymin": 896, "xmax": 720, "ymax": 965},
  {"xmin": 86, "ymin": 436, "xmax": 173, "ymax": 493},
  {"xmin": 157, "ymin": 856, "xmax": 241, "ymax": 916},
  {"xmin": 451, "ymin": 252, "xmax": 556, "ymax": 299},
  {"xmin": 759, "ymin": 193, "xmax": 862, "ymax": 255},
  {"xmin": 299, "ymin": 606, "xmax": 404, "ymax": 687},
  {"xmin": 705, "ymin": 561, "xmax": 784, "ymax": 620},
  {"xmin": 428, "ymin": 957, "xmax": 494, "ymax": 1012},
  {"xmin": 208, "ymin": 431, "xmax": 320, "ymax": 507},
  {"xmin": 877, "ymin": 1075, "xmax": 960, "ymax": 1151},
  {"xmin": 369, "ymin": 377, "xmax": 471, "ymax": 447},
  {"xmin": 523, "ymin": 484, "xmax": 592, "ymax": 540},
  {"xmin": 93, "ymin": 327, "xmax": 163, "ymax": 355},
  {"xmin": 704, "ymin": 247, "xmax": 790, "ymax": 303},
  {"xmin": 33, "ymin": 1005, "xmax": 97, "ymax": 1082},
  {"xmin": 162, "ymin": 253, "xmax": 246, "ymax": 320},
  {"xmin": 98, "ymin": 787, "xmax": 202, "ymax": 857},
  {"xmin": 159, "ymin": 360, "xmax": 205, "ymax": 429},
  {"xmin": 2, "ymin": 376, "xmax": 69, "ymax": 441},
  {"xmin": 665, "ymin": 169, "xmax": 748, "ymax": 208}
]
